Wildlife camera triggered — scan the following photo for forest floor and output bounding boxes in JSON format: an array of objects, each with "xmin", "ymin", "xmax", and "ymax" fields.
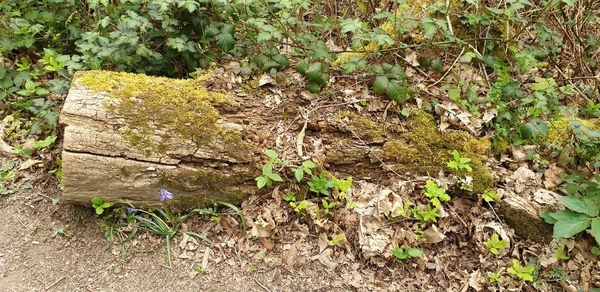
[
  {"xmin": 1, "ymin": 154, "xmax": 598, "ymax": 291},
  {"xmin": 1, "ymin": 67, "xmax": 599, "ymax": 291}
]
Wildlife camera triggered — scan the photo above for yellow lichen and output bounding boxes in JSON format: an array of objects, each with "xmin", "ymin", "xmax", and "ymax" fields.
[{"xmin": 77, "ymin": 70, "xmax": 237, "ymax": 155}]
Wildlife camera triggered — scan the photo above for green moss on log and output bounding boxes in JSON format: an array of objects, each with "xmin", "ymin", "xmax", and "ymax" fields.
[
  {"xmin": 77, "ymin": 70, "xmax": 241, "ymax": 155},
  {"xmin": 381, "ymin": 109, "xmax": 493, "ymax": 193}
]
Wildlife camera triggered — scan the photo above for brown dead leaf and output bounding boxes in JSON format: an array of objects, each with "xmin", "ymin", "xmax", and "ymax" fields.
[
  {"xmin": 423, "ymin": 225, "xmax": 446, "ymax": 244},
  {"xmin": 543, "ymin": 164, "xmax": 564, "ymax": 190},
  {"xmin": 313, "ymin": 248, "xmax": 338, "ymax": 270}
]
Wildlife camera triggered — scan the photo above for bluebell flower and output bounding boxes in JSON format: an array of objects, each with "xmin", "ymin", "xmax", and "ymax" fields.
[
  {"xmin": 159, "ymin": 189, "xmax": 174, "ymax": 202},
  {"xmin": 126, "ymin": 207, "xmax": 138, "ymax": 214}
]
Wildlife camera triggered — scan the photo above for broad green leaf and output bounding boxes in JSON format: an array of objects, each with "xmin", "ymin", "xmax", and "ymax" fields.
[
  {"xmin": 305, "ymin": 62, "xmax": 323, "ymax": 82},
  {"xmin": 256, "ymin": 31, "xmax": 271, "ymax": 42},
  {"xmin": 267, "ymin": 172, "xmax": 283, "ymax": 182},
  {"xmin": 264, "ymin": 149, "xmax": 278, "ymax": 159},
  {"xmin": 296, "ymin": 59, "xmax": 309, "ymax": 74},
  {"xmin": 559, "ymin": 195, "xmax": 599, "ymax": 217},
  {"xmin": 551, "ymin": 210, "xmax": 591, "ymax": 238},
  {"xmin": 591, "ymin": 218, "xmax": 600, "ymax": 247},
  {"xmin": 100, "ymin": 202, "xmax": 113, "ymax": 209},
  {"xmin": 215, "ymin": 32, "xmax": 235, "ymax": 52},
  {"xmin": 33, "ymin": 135, "xmax": 57, "ymax": 149},
  {"xmin": 539, "ymin": 210, "xmax": 557, "ymax": 224},
  {"xmin": 519, "ymin": 118, "xmax": 548, "ymax": 139},
  {"xmin": 91, "ymin": 197, "xmax": 103, "ymax": 206},
  {"xmin": 256, "ymin": 176, "xmax": 268, "ymax": 189},
  {"xmin": 294, "ymin": 168, "xmax": 304, "ymax": 182},
  {"xmin": 272, "ymin": 55, "xmax": 289, "ymax": 68},
  {"xmin": 302, "ymin": 160, "xmax": 316, "ymax": 168},
  {"xmin": 407, "ymin": 248, "xmax": 423, "ymax": 257},
  {"xmin": 95, "ymin": 207, "xmax": 104, "ymax": 215},
  {"xmin": 262, "ymin": 162, "xmax": 273, "ymax": 175}
]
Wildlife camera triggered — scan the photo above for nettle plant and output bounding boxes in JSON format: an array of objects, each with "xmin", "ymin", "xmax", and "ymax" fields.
[{"xmin": 540, "ymin": 174, "xmax": 600, "ymax": 255}]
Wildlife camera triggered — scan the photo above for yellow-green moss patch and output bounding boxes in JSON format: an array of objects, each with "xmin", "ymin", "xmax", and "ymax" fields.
[
  {"xmin": 383, "ymin": 109, "xmax": 493, "ymax": 193},
  {"xmin": 546, "ymin": 117, "xmax": 600, "ymax": 144},
  {"xmin": 78, "ymin": 70, "xmax": 239, "ymax": 155}
]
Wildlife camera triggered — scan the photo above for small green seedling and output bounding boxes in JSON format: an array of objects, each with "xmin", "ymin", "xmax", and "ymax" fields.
[
  {"xmin": 332, "ymin": 176, "xmax": 353, "ymax": 199},
  {"xmin": 483, "ymin": 233, "xmax": 509, "ymax": 255},
  {"xmin": 328, "ymin": 233, "xmax": 346, "ymax": 247},
  {"xmin": 56, "ymin": 227, "xmax": 77, "ymax": 241},
  {"xmin": 283, "ymin": 192, "xmax": 296, "ymax": 202},
  {"xmin": 345, "ymin": 198, "xmax": 358, "ymax": 210},
  {"xmin": 321, "ymin": 199, "xmax": 336, "ymax": 214},
  {"xmin": 482, "ymin": 190, "xmax": 501, "ymax": 203},
  {"xmin": 392, "ymin": 247, "xmax": 423, "ymax": 260},
  {"xmin": 308, "ymin": 172, "xmax": 333, "ymax": 196},
  {"xmin": 91, "ymin": 196, "xmax": 113, "ymax": 215},
  {"xmin": 413, "ymin": 204, "xmax": 441, "ymax": 222},
  {"xmin": 294, "ymin": 159, "xmax": 316, "ymax": 182},
  {"xmin": 447, "ymin": 150, "xmax": 473, "ymax": 172},
  {"xmin": 424, "ymin": 180, "xmax": 450, "ymax": 208},
  {"xmin": 255, "ymin": 149, "xmax": 285, "ymax": 189},
  {"xmin": 554, "ymin": 246, "xmax": 569, "ymax": 261},
  {"xmin": 193, "ymin": 266, "xmax": 204, "ymax": 274},
  {"xmin": 487, "ymin": 272, "xmax": 502, "ymax": 283},
  {"xmin": 290, "ymin": 200, "xmax": 309, "ymax": 213},
  {"xmin": 507, "ymin": 259, "xmax": 534, "ymax": 282}
]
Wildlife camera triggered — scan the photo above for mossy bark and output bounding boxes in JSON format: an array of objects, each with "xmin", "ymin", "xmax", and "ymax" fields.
[{"xmin": 60, "ymin": 70, "xmax": 494, "ymax": 208}]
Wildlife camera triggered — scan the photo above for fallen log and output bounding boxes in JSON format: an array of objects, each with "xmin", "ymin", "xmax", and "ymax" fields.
[{"xmin": 60, "ymin": 70, "xmax": 495, "ymax": 208}]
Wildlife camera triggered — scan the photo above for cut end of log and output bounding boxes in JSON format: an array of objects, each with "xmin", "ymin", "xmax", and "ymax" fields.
[{"xmin": 60, "ymin": 70, "xmax": 256, "ymax": 208}]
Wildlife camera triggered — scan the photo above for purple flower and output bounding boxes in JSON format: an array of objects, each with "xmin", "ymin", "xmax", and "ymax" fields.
[
  {"xmin": 126, "ymin": 207, "xmax": 138, "ymax": 214},
  {"xmin": 159, "ymin": 189, "xmax": 174, "ymax": 202}
]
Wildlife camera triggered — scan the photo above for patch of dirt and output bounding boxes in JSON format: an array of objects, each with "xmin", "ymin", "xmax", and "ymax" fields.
[{"xmin": 0, "ymin": 176, "xmax": 336, "ymax": 291}]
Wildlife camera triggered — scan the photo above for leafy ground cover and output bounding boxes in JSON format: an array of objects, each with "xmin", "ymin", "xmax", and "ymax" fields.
[{"xmin": 1, "ymin": 0, "xmax": 599, "ymax": 290}]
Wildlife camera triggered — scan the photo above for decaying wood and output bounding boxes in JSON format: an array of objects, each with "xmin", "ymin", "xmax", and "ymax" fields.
[
  {"xmin": 59, "ymin": 70, "xmax": 499, "ymax": 214},
  {"xmin": 497, "ymin": 191, "xmax": 553, "ymax": 243}
]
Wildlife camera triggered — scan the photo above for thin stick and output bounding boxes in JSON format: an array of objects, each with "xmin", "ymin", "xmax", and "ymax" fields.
[
  {"xmin": 342, "ymin": 123, "xmax": 402, "ymax": 178},
  {"xmin": 428, "ymin": 47, "xmax": 465, "ymax": 88},
  {"xmin": 254, "ymin": 278, "xmax": 271, "ymax": 292},
  {"xmin": 45, "ymin": 276, "xmax": 65, "ymax": 290}
]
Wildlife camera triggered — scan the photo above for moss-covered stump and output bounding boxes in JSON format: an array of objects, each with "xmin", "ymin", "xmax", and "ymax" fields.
[{"xmin": 60, "ymin": 71, "xmax": 255, "ymax": 208}]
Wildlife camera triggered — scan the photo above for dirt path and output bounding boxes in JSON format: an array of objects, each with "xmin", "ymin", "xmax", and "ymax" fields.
[{"xmin": 0, "ymin": 179, "xmax": 341, "ymax": 292}]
